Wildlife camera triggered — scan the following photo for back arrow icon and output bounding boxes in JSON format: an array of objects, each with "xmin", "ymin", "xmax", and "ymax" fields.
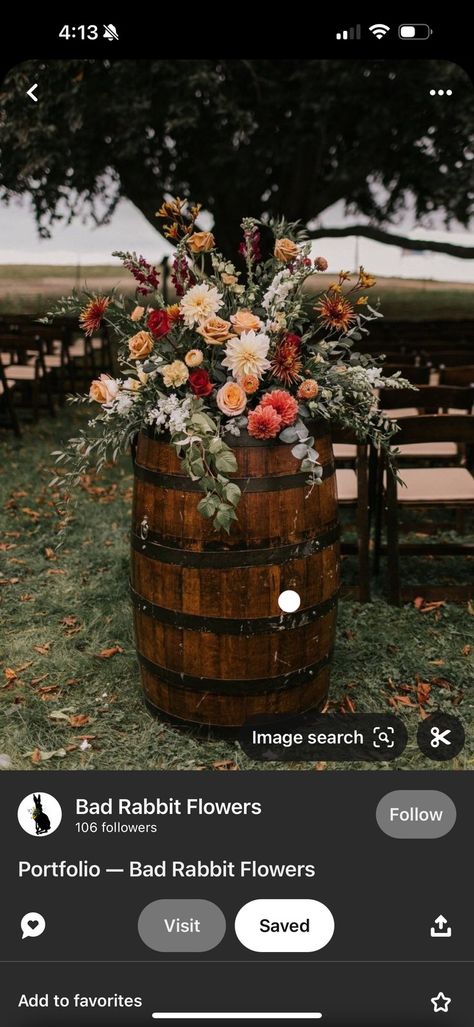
[{"xmin": 27, "ymin": 84, "xmax": 38, "ymax": 102}]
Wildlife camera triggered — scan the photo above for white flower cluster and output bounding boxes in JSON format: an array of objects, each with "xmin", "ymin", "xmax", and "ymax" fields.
[
  {"xmin": 147, "ymin": 393, "xmax": 194, "ymax": 435},
  {"xmin": 261, "ymin": 268, "xmax": 294, "ymax": 312}
]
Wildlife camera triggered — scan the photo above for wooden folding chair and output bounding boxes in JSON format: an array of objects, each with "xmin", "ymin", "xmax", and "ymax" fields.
[
  {"xmin": 439, "ymin": 365, "xmax": 474, "ymax": 388},
  {"xmin": 382, "ymin": 415, "xmax": 474, "ymax": 603},
  {"xmin": 332, "ymin": 427, "xmax": 370, "ymax": 602},
  {"xmin": 0, "ymin": 358, "xmax": 21, "ymax": 436},
  {"xmin": 0, "ymin": 334, "xmax": 56, "ymax": 420}
]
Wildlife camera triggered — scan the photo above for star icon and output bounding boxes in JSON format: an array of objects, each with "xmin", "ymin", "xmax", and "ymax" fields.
[{"xmin": 431, "ymin": 992, "xmax": 452, "ymax": 1013}]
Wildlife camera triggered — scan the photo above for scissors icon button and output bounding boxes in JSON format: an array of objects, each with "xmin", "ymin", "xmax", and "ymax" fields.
[{"xmin": 430, "ymin": 727, "xmax": 451, "ymax": 748}]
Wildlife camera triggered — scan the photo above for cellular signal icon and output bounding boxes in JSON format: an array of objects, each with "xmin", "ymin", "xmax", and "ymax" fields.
[
  {"xmin": 103, "ymin": 24, "xmax": 119, "ymax": 41},
  {"xmin": 336, "ymin": 25, "xmax": 361, "ymax": 40}
]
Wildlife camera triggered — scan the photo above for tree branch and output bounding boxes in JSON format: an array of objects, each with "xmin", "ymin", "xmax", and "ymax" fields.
[{"xmin": 307, "ymin": 225, "xmax": 474, "ymax": 259}]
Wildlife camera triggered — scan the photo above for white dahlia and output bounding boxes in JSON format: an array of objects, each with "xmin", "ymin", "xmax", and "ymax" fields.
[
  {"xmin": 222, "ymin": 330, "xmax": 271, "ymax": 380},
  {"xmin": 180, "ymin": 283, "xmax": 223, "ymax": 327}
]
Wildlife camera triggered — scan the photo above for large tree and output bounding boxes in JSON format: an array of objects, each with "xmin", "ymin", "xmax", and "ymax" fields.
[{"xmin": 1, "ymin": 58, "xmax": 473, "ymax": 256}]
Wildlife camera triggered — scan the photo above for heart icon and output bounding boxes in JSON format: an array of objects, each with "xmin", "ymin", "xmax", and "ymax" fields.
[{"xmin": 28, "ymin": 920, "xmax": 39, "ymax": 930}]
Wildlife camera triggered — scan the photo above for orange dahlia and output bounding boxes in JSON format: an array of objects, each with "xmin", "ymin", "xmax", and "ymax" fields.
[
  {"xmin": 315, "ymin": 292, "xmax": 356, "ymax": 333},
  {"xmin": 247, "ymin": 405, "xmax": 282, "ymax": 440},
  {"xmin": 260, "ymin": 390, "xmax": 298, "ymax": 428},
  {"xmin": 270, "ymin": 336, "xmax": 303, "ymax": 386},
  {"xmin": 297, "ymin": 379, "xmax": 318, "ymax": 400},
  {"xmin": 79, "ymin": 296, "xmax": 110, "ymax": 337},
  {"xmin": 166, "ymin": 303, "xmax": 183, "ymax": 325}
]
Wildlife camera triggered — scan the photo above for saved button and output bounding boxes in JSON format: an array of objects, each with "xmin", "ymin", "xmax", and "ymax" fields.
[{"xmin": 235, "ymin": 899, "xmax": 335, "ymax": 952}]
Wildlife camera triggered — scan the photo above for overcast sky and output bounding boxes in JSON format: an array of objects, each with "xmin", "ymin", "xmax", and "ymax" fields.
[{"xmin": 0, "ymin": 196, "xmax": 473, "ymax": 283}]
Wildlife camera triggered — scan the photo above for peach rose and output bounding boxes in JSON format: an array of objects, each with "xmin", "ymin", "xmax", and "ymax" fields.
[
  {"xmin": 185, "ymin": 349, "xmax": 204, "ymax": 367},
  {"xmin": 274, "ymin": 237, "xmax": 299, "ymax": 263},
  {"xmin": 197, "ymin": 316, "xmax": 235, "ymax": 345},
  {"xmin": 89, "ymin": 374, "xmax": 119, "ymax": 404},
  {"xmin": 230, "ymin": 310, "xmax": 262, "ymax": 334},
  {"xmin": 222, "ymin": 272, "xmax": 237, "ymax": 286},
  {"xmin": 216, "ymin": 381, "xmax": 247, "ymax": 417},
  {"xmin": 187, "ymin": 231, "xmax": 215, "ymax": 253},
  {"xmin": 128, "ymin": 331, "xmax": 154, "ymax": 359},
  {"xmin": 131, "ymin": 305, "xmax": 145, "ymax": 322}
]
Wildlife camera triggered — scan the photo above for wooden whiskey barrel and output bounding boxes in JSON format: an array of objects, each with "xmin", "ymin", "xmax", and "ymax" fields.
[{"xmin": 131, "ymin": 422, "xmax": 340, "ymax": 726}]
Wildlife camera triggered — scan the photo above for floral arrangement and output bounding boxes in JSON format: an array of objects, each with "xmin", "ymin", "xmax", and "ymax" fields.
[{"xmin": 48, "ymin": 198, "xmax": 410, "ymax": 532}]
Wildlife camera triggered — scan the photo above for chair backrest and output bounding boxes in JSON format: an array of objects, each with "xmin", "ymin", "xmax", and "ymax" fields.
[
  {"xmin": 0, "ymin": 333, "xmax": 46, "ymax": 364},
  {"xmin": 392, "ymin": 414, "xmax": 474, "ymax": 446},
  {"xmin": 427, "ymin": 351, "xmax": 474, "ymax": 368},
  {"xmin": 439, "ymin": 365, "xmax": 474, "ymax": 387},
  {"xmin": 382, "ymin": 364, "xmax": 431, "ymax": 384},
  {"xmin": 380, "ymin": 384, "xmax": 474, "ymax": 414}
]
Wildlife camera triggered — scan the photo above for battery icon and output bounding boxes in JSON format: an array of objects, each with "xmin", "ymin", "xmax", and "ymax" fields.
[{"xmin": 399, "ymin": 24, "xmax": 432, "ymax": 39}]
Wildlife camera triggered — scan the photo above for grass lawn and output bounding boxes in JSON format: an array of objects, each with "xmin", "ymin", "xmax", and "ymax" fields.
[
  {"xmin": 0, "ymin": 265, "xmax": 474, "ymax": 321},
  {"xmin": 1, "ymin": 407, "xmax": 473, "ymax": 773}
]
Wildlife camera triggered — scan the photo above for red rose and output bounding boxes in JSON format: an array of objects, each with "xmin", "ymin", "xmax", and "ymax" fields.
[
  {"xmin": 147, "ymin": 309, "xmax": 170, "ymax": 338},
  {"xmin": 283, "ymin": 332, "xmax": 302, "ymax": 352},
  {"xmin": 188, "ymin": 369, "xmax": 213, "ymax": 397}
]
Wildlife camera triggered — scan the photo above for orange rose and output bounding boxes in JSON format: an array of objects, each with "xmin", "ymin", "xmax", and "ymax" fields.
[
  {"xmin": 128, "ymin": 331, "xmax": 154, "ymax": 359},
  {"xmin": 297, "ymin": 379, "xmax": 318, "ymax": 400},
  {"xmin": 216, "ymin": 382, "xmax": 247, "ymax": 417},
  {"xmin": 131, "ymin": 305, "xmax": 145, "ymax": 322},
  {"xmin": 230, "ymin": 310, "xmax": 262, "ymax": 334},
  {"xmin": 274, "ymin": 237, "xmax": 299, "ymax": 263},
  {"xmin": 187, "ymin": 231, "xmax": 215, "ymax": 253},
  {"xmin": 89, "ymin": 374, "xmax": 119, "ymax": 404},
  {"xmin": 196, "ymin": 316, "xmax": 235, "ymax": 345},
  {"xmin": 239, "ymin": 374, "xmax": 259, "ymax": 395}
]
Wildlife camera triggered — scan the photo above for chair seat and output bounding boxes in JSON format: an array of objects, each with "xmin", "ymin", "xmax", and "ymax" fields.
[
  {"xmin": 69, "ymin": 340, "xmax": 87, "ymax": 357},
  {"xmin": 4, "ymin": 365, "xmax": 42, "ymax": 381},
  {"xmin": 91, "ymin": 337, "xmax": 103, "ymax": 351},
  {"xmin": 333, "ymin": 443, "xmax": 357, "ymax": 460},
  {"xmin": 390, "ymin": 467, "xmax": 474, "ymax": 503},
  {"xmin": 384, "ymin": 407, "xmax": 420, "ymax": 418},
  {"xmin": 0, "ymin": 379, "xmax": 15, "ymax": 395},
  {"xmin": 43, "ymin": 355, "xmax": 62, "ymax": 368},
  {"xmin": 336, "ymin": 468, "xmax": 358, "ymax": 502},
  {"xmin": 397, "ymin": 441, "xmax": 458, "ymax": 458}
]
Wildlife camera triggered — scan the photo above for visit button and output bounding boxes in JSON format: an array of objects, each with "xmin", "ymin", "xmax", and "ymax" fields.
[{"xmin": 235, "ymin": 899, "xmax": 335, "ymax": 952}]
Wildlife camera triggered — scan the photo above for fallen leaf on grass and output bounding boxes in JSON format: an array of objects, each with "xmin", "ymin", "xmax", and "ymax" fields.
[
  {"xmin": 461, "ymin": 645, "xmax": 472, "ymax": 656},
  {"xmin": 0, "ymin": 577, "xmax": 20, "ymax": 585},
  {"xmin": 417, "ymin": 682, "xmax": 432, "ymax": 705},
  {"xmin": 28, "ymin": 747, "xmax": 67, "ymax": 763},
  {"xmin": 393, "ymin": 695, "xmax": 418, "ymax": 708},
  {"xmin": 48, "ymin": 711, "xmax": 71, "ymax": 722},
  {"xmin": 0, "ymin": 542, "xmax": 16, "ymax": 551},
  {"xmin": 313, "ymin": 762, "xmax": 328, "ymax": 771},
  {"xmin": 60, "ymin": 615, "xmax": 78, "ymax": 627},
  {"xmin": 69, "ymin": 714, "xmax": 90, "ymax": 728},
  {"xmin": 20, "ymin": 594, "xmax": 33, "ymax": 602},
  {"xmin": 428, "ymin": 659, "xmax": 445, "ymax": 666},
  {"xmin": 33, "ymin": 644, "xmax": 50, "ymax": 655},
  {"xmin": 21, "ymin": 507, "xmax": 41, "ymax": 520},
  {"xmin": 47, "ymin": 568, "xmax": 66, "ymax": 576},
  {"xmin": 467, "ymin": 601, "xmax": 474, "ymax": 616},
  {"xmin": 44, "ymin": 547, "xmax": 56, "ymax": 560},
  {"xmin": 0, "ymin": 754, "xmax": 12, "ymax": 770},
  {"xmin": 30, "ymin": 674, "xmax": 49, "ymax": 686},
  {"xmin": 80, "ymin": 739, "xmax": 92, "ymax": 751},
  {"xmin": 95, "ymin": 645, "xmax": 124, "ymax": 659},
  {"xmin": 413, "ymin": 597, "xmax": 446, "ymax": 613},
  {"xmin": 212, "ymin": 760, "xmax": 240, "ymax": 771},
  {"xmin": 3, "ymin": 668, "xmax": 17, "ymax": 682}
]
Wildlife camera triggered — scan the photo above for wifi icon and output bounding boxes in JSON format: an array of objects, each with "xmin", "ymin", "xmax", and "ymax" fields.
[{"xmin": 369, "ymin": 23, "xmax": 390, "ymax": 39}]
